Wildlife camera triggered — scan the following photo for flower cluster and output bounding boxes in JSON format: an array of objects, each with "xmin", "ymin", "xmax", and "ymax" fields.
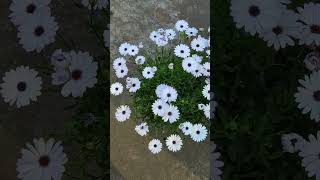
[{"xmin": 111, "ymin": 20, "xmax": 213, "ymax": 155}]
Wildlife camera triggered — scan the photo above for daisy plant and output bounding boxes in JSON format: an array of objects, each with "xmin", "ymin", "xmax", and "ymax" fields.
[{"xmin": 111, "ymin": 20, "xmax": 212, "ymax": 154}]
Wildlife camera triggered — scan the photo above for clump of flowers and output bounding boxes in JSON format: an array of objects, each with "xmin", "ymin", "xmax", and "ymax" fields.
[{"xmin": 111, "ymin": 20, "xmax": 212, "ymax": 154}]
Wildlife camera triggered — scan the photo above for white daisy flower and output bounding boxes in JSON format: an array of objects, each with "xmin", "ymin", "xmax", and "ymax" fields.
[
  {"xmin": 152, "ymin": 99, "xmax": 169, "ymax": 116},
  {"xmin": 182, "ymin": 57, "xmax": 199, "ymax": 73},
  {"xmin": 135, "ymin": 56, "xmax": 145, "ymax": 65},
  {"xmin": 128, "ymin": 45, "xmax": 139, "ymax": 56},
  {"xmin": 9, "ymin": 0, "xmax": 51, "ymax": 26},
  {"xmin": 162, "ymin": 105, "xmax": 180, "ymax": 123},
  {"xmin": 113, "ymin": 57, "xmax": 126, "ymax": 71},
  {"xmin": 157, "ymin": 28, "xmax": 165, "ymax": 33},
  {"xmin": 294, "ymin": 71, "xmax": 320, "ymax": 122},
  {"xmin": 297, "ymin": 3, "xmax": 320, "ymax": 46},
  {"xmin": 166, "ymin": 134, "xmax": 183, "ymax": 152},
  {"xmin": 135, "ymin": 122, "xmax": 149, "ymax": 136},
  {"xmin": 168, "ymin": 63, "xmax": 174, "ymax": 70},
  {"xmin": 202, "ymin": 84, "xmax": 210, "ymax": 100},
  {"xmin": 175, "ymin": 20, "xmax": 189, "ymax": 32},
  {"xmin": 174, "ymin": 44, "xmax": 190, "ymax": 58},
  {"xmin": 0, "ymin": 66, "xmax": 42, "ymax": 108},
  {"xmin": 50, "ymin": 49, "xmax": 70, "ymax": 70},
  {"xmin": 16, "ymin": 138, "xmax": 68, "ymax": 180},
  {"xmin": 191, "ymin": 65, "xmax": 203, "ymax": 78},
  {"xmin": 142, "ymin": 67, "xmax": 156, "ymax": 79},
  {"xmin": 155, "ymin": 84, "xmax": 170, "ymax": 98},
  {"xmin": 17, "ymin": 14, "xmax": 58, "ymax": 52},
  {"xmin": 155, "ymin": 36, "xmax": 169, "ymax": 47},
  {"xmin": 61, "ymin": 51, "xmax": 97, "ymax": 97},
  {"xmin": 230, "ymin": 0, "xmax": 282, "ymax": 35},
  {"xmin": 138, "ymin": 42, "xmax": 143, "ymax": 48},
  {"xmin": 126, "ymin": 77, "xmax": 141, "ymax": 93},
  {"xmin": 304, "ymin": 51, "xmax": 320, "ymax": 72},
  {"xmin": 185, "ymin": 27, "xmax": 198, "ymax": 37},
  {"xmin": 115, "ymin": 105, "xmax": 131, "ymax": 122},
  {"xmin": 203, "ymin": 103, "xmax": 211, "ymax": 119},
  {"xmin": 179, "ymin": 122, "xmax": 193, "ymax": 135},
  {"xmin": 165, "ymin": 29, "xmax": 176, "ymax": 40},
  {"xmin": 160, "ymin": 86, "xmax": 178, "ymax": 103},
  {"xmin": 205, "ymin": 78, "xmax": 210, "ymax": 85},
  {"xmin": 191, "ymin": 36, "xmax": 208, "ymax": 52},
  {"xmin": 51, "ymin": 69, "xmax": 69, "ymax": 85},
  {"xmin": 298, "ymin": 131, "xmax": 320, "ymax": 179},
  {"xmin": 198, "ymin": 103, "xmax": 206, "ymax": 111},
  {"xmin": 259, "ymin": 9, "xmax": 300, "ymax": 50},
  {"xmin": 81, "ymin": 0, "xmax": 108, "ymax": 9},
  {"xmin": 202, "ymin": 62, "xmax": 210, "ymax": 77},
  {"xmin": 115, "ymin": 66, "xmax": 128, "ymax": 79},
  {"xmin": 148, "ymin": 139, "xmax": 162, "ymax": 154},
  {"xmin": 149, "ymin": 31, "xmax": 161, "ymax": 42},
  {"xmin": 210, "ymin": 141, "xmax": 224, "ymax": 180},
  {"xmin": 281, "ymin": 133, "xmax": 306, "ymax": 153},
  {"xmin": 191, "ymin": 54, "xmax": 203, "ymax": 63},
  {"xmin": 118, "ymin": 42, "xmax": 131, "ymax": 56},
  {"xmin": 110, "ymin": 82, "xmax": 123, "ymax": 96},
  {"xmin": 190, "ymin": 124, "xmax": 208, "ymax": 142},
  {"xmin": 103, "ymin": 28, "xmax": 110, "ymax": 48}
]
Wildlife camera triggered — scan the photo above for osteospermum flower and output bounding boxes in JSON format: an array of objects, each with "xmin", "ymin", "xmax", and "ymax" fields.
[
  {"xmin": 165, "ymin": 29, "xmax": 176, "ymax": 40},
  {"xmin": 113, "ymin": 57, "xmax": 126, "ymax": 70},
  {"xmin": 191, "ymin": 65, "xmax": 203, "ymax": 78},
  {"xmin": 168, "ymin": 63, "xmax": 174, "ymax": 70},
  {"xmin": 126, "ymin": 77, "xmax": 141, "ymax": 93},
  {"xmin": 115, "ymin": 65, "xmax": 128, "ymax": 79},
  {"xmin": 298, "ymin": 131, "xmax": 320, "ymax": 179},
  {"xmin": 210, "ymin": 141, "xmax": 224, "ymax": 180},
  {"xmin": 50, "ymin": 49, "xmax": 70, "ymax": 70},
  {"xmin": 127, "ymin": 45, "xmax": 139, "ymax": 56},
  {"xmin": 304, "ymin": 52, "xmax": 320, "ymax": 72},
  {"xmin": 230, "ymin": 0, "xmax": 282, "ymax": 35},
  {"xmin": 185, "ymin": 27, "xmax": 198, "ymax": 37},
  {"xmin": 294, "ymin": 71, "xmax": 320, "ymax": 122},
  {"xmin": 191, "ymin": 54, "xmax": 203, "ymax": 63},
  {"xmin": 149, "ymin": 31, "xmax": 161, "ymax": 42},
  {"xmin": 142, "ymin": 67, "xmax": 156, "ymax": 79},
  {"xmin": 135, "ymin": 56, "xmax": 145, "ymax": 65},
  {"xmin": 175, "ymin": 20, "xmax": 189, "ymax": 32},
  {"xmin": 110, "ymin": 82, "xmax": 123, "ymax": 96},
  {"xmin": 162, "ymin": 105, "xmax": 180, "ymax": 123},
  {"xmin": 297, "ymin": 3, "xmax": 320, "ymax": 46},
  {"xmin": 182, "ymin": 57, "xmax": 199, "ymax": 73},
  {"xmin": 191, "ymin": 36, "xmax": 208, "ymax": 52},
  {"xmin": 135, "ymin": 122, "xmax": 149, "ymax": 136},
  {"xmin": 160, "ymin": 86, "xmax": 178, "ymax": 103},
  {"xmin": 0, "ymin": 66, "xmax": 42, "ymax": 108},
  {"xmin": 51, "ymin": 69, "xmax": 69, "ymax": 85},
  {"xmin": 166, "ymin": 134, "xmax": 183, "ymax": 152},
  {"xmin": 202, "ymin": 62, "xmax": 210, "ymax": 77},
  {"xmin": 9, "ymin": 0, "xmax": 51, "ymax": 26},
  {"xmin": 190, "ymin": 124, "xmax": 208, "ymax": 142},
  {"xmin": 202, "ymin": 84, "xmax": 210, "ymax": 100},
  {"xmin": 17, "ymin": 13, "xmax": 58, "ymax": 52},
  {"xmin": 156, "ymin": 84, "xmax": 170, "ymax": 98},
  {"xmin": 281, "ymin": 133, "xmax": 305, "ymax": 153},
  {"xmin": 115, "ymin": 105, "xmax": 131, "ymax": 122},
  {"xmin": 61, "ymin": 51, "xmax": 97, "ymax": 97},
  {"xmin": 179, "ymin": 122, "xmax": 193, "ymax": 136},
  {"xmin": 174, "ymin": 44, "xmax": 190, "ymax": 58},
  {"xmin": 16, "ymin": 138, "xmax": 68, "ymax": 180},
  {"xmin": 152, "ymin": 99, "xmax": 169, "ymax": 116},
  {"xmin": 118, "ymin": 42, "xmax": 131, "ymax": 56},
  {"xmin": 259, "ymin": 9, "xmax": 300, "ymax": 50},
  {"xmin": 148, "ymin": 139, "xmax": 162, "ymax": 154},
  {"xmin": 155, "ymin": 36, "xmax": 169, "ymax": 47}
]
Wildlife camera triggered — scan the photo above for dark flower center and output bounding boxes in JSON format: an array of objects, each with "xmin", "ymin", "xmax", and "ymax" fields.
[
  {"xmin": 154, "ymin": 144, "xmax": 157, "ymax": 147},
  {"xmin": 196, "ymin": 130, "xmax": 200, "ymax": 134},
  {"xmin": 147, "ymin": 71, "xmax": 150, "ymax": 74},
  {"xmin": 17, "ymin": 82, "xmax": 27, "ymax": 92},
  {"xmin": 26, "ymin": 4, "xmax": 36, "ymax": 14},
  {"xmin": 132, "ymin": 84, "xmax": 136, "ymax": 87},
  {"xmin": 122, "ymin": 111, "xmax": 126, "ymax": 115},
  {"xmin": 313, "ymin": 90, "xmax": 320, "ymax": 101},
  {"xmin": 272, "ymin": 26, "xmax": 283, "ymax": 35},
  {"xmin": 115, "ymin": 88, "xmax": 118, "ymax": 91},
  {"xmin": 158, "ymin": 105, "xmax": 162, "ymax": 109},
  {"xmin": 167, "ymin": 93, "xmax": 171, "ymax": 97},
  {"xmin": 172, "ymin": 141, "xmax": 176, "ymax": 144},
  {"xmin": 310, "ymin": 25, "xmax": 320, "ymax": 34},
  {"xmin": 38, "ymin": 155, "xmax": 50, "ymax": 167},
  {"xmin": 180, "ymin": 25, "xmax": 183, "ymax": 28},
  {"xmin": 290, "ymin": 139, "xmax": 297, "ymax": 145},
  {"xmin": 71, "ymin": 69, "xmax": 82, "ymax": 80},
  {"xmin": 124, "ymin": 48, "xmax": 127, "ymax": 51},
  {"xmin": 168, "ymin": 112, "xmax": 172, "ymax": 116},
  {"xmin": 248, "ymin": 5, "xmax": 260, "ymax": 17},
  {"xmin": 186, "ymin": 127, "xmax": 189, "ymax": 130},
  {"xmin": 196, "ymin": 44, "xmax": 200, "ymax": 47},
  {"xmin": 180, "ymin": 50, "xmax": 184, "ymax": 53},
  {"xmin": 118, "ymin": 63, "xmax": 121, "ymax": 66},
  {"xmin": 141, "ymin": 126, "xmax": 144, "ymax": 129},
  {"xmin": 34, "ymin": 26, "xmax": 45, "ymax": 37},
  {"xmin": 188, "ymin": 63, "xmax": 191, "ymax": 67},
  {"xmin": 121, "ymin": 70, "xmax": 124, "ymax": 73}
]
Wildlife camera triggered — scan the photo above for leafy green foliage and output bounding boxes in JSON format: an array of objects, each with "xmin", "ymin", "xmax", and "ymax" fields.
[{"xmin": 212, "ymin": 0, "xmax": 319, "ymax": 179}]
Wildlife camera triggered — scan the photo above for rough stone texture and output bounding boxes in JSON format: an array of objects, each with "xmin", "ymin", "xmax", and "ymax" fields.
[{"xmin": 110, "ymin": 0, "xmax": 210, "ymax": 179}]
